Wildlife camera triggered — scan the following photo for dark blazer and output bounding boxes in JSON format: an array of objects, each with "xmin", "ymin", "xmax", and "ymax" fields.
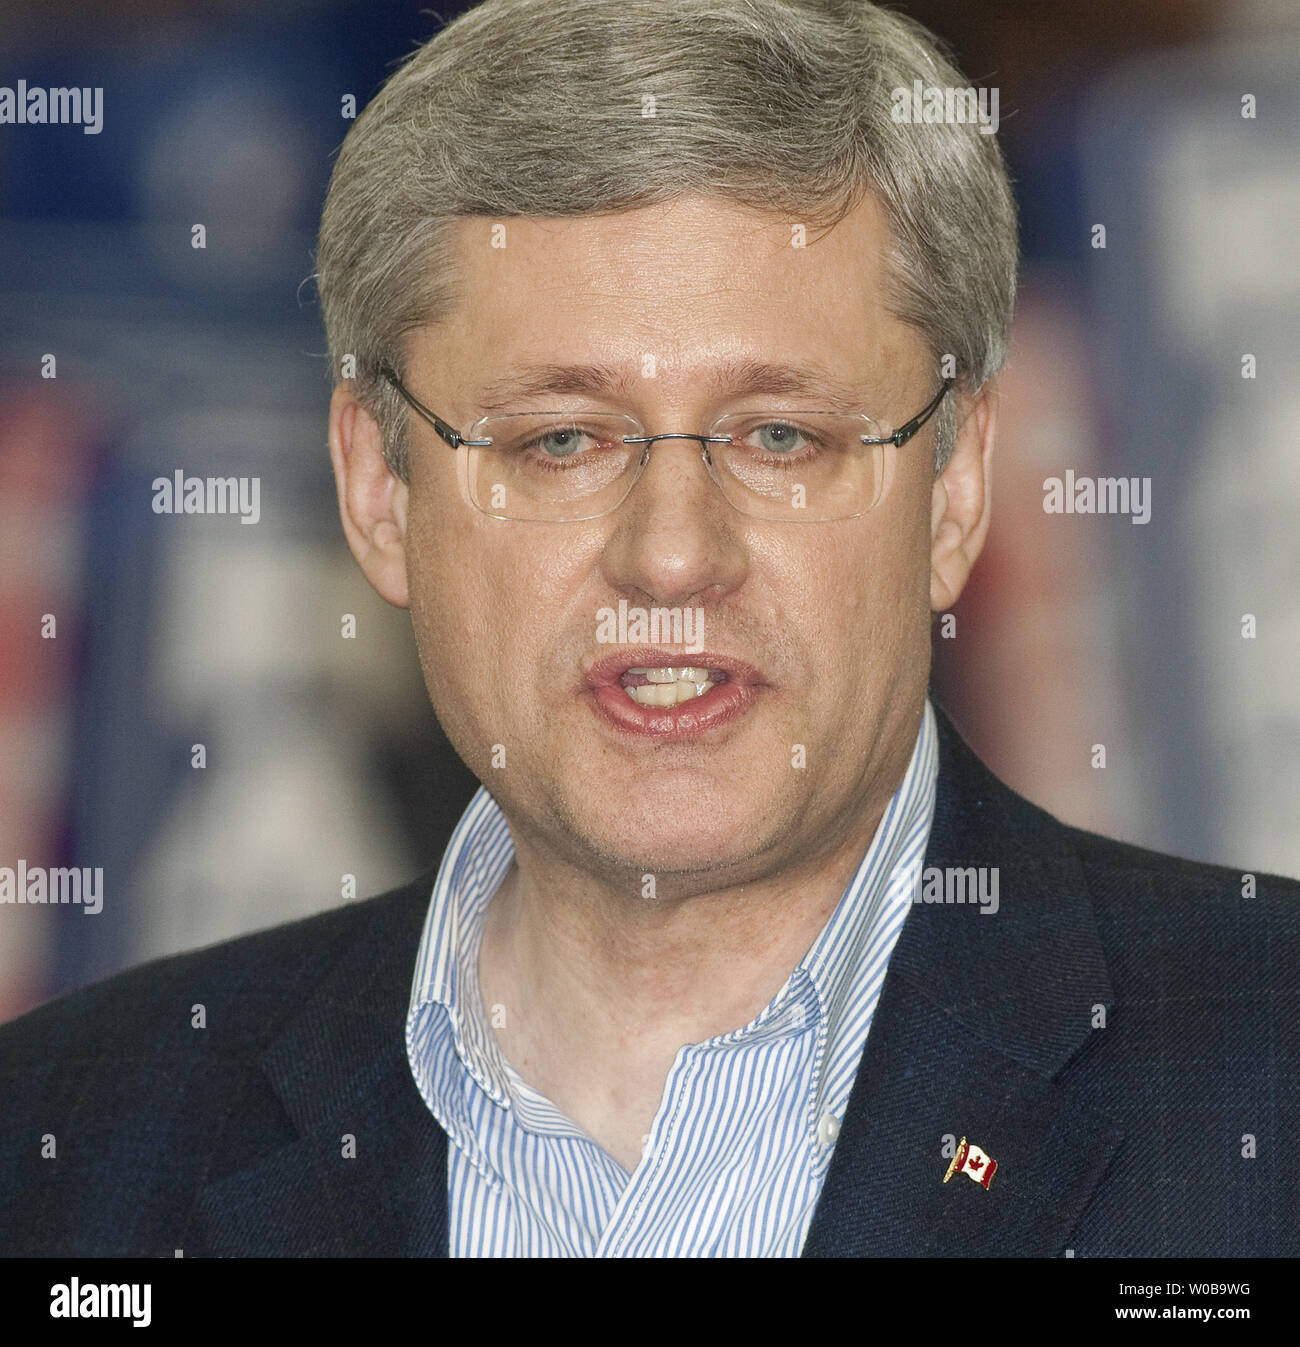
[{"xmin": 2, "ymin": 706, "xmax": 1296, "ymax": 1257}]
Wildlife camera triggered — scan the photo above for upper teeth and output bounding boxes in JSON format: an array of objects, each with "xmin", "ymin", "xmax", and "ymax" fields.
[{"xmin": 624, "ymin": 666, "xmax": 716, "ymax": 707}]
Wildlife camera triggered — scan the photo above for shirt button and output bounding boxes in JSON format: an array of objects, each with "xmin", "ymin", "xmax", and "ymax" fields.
[{"xmin": 817, "ymin": 1114, "xmax": 841, "ymax": 1147}]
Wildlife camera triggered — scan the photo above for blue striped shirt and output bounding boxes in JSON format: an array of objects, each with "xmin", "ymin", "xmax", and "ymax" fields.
[{"xmin": 405, "ymin": 698, "xmax": 939, "ymax": 1256}]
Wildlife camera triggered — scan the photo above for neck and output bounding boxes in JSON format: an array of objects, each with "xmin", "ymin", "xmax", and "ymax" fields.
[
  {"xmin": 483, "ymin": 816, "xmax": 883, "ymax": 1050},
  {"xmin": 474, "ymin": 717, "xmax": 919, "ymax": 1171}
]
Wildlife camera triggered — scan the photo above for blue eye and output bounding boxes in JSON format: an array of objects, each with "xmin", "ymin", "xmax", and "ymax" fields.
[
  {"xmin": 536, "ymin": 429, "xmax": 586, "ymax": 458},
  {"xmin": 753, "ymin": 422, "xmax": 808, "ymax": 454}
]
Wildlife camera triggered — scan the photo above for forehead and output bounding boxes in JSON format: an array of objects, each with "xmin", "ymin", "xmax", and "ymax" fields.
[{"xmin": 412, "ymin": 192, "xmax": 923, "ymax": 399}]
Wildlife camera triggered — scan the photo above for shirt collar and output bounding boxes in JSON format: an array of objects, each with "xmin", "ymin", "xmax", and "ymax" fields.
[
  {"xmin": 407, "ymin": 788, "xmax": 517, "ymax": 1107},
  {"xmin": 798, "ymin": 697, "xmax": 939, "ymax": 1109}
]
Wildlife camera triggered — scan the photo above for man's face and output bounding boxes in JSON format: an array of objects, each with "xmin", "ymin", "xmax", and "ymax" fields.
[{"xmin": 353, "ymin": 193, "xmax": 985, "ymax": 893}]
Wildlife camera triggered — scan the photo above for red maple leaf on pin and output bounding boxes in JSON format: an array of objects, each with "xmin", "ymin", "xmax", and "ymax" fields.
[{"xmin": 968, "ymin": 1156, "xmax": 984, "ymax": 1171}]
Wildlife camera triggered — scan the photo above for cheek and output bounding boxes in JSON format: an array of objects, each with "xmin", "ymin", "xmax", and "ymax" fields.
[
  {"xmin": 403, "ymin": 492, "xmax": 555, "ymax": 704},
  {"xmin": 404, "ymin": 496, "xmax": 492, "ymax": 690},
  {"xmin": 810, "ymin": 508, "xmax": 931, "ymax": 681}
]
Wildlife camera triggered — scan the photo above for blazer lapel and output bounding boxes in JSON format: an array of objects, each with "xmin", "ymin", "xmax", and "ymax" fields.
[
  {"xmin": 802, "ymin": 705, "xmax": 1124, "ymax": 1256},
  {"xmin": 187, "ymin": 877, "xmax": 451, "ymax": 1257}
]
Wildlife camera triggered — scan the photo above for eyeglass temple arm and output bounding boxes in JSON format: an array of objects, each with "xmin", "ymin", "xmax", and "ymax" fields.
[
  {"xmin": 378, "ymin": 362, "xmax": 466, "ymax": 449},
  {"xmin": 863, "ymin": 377, "xmax": 956, "ymax": 447}
]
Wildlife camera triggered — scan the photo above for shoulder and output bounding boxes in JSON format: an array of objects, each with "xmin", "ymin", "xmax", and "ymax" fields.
[
  {"xmin": 933, "ymin": 700, "xmax": 1300, "ymax": 950},
  {"xmin": 1059, "ymin": 824, "xmax": 1300, "ymax": 1055},
  {"xmin": 988, "ymin": 761, "xmax": 1300, "ymax": 998},
  {"xmin": 0, "ymin": 872, "xmax": 434, "ymax": 1070},
  {"xmin": 1060, "ymin": 819, "xmax": 1300, "ymax": 950},
  {"xmin": 0, "ymin": 872, "xmax": 434, "ymax": 1255},
  {"xmin": 1064, "ymin": 819, "xmax": 1300, "ymax": 898}
]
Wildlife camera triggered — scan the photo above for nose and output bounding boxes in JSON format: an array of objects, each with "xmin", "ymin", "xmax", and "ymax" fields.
[{"xmin": 598, "ymin": 427, "xmax": 748, "ymax": 611}]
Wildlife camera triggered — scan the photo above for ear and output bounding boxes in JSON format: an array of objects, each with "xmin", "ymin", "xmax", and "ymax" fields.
[
  {"xmin": 929, "ymin": 380, "xmax": 997, "ymax": 612},
  {"xmin": 328, "ymin": 382, "xmax": 410, "ymax": 609}
]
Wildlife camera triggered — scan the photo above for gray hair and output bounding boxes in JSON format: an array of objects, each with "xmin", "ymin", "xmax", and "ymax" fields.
[{"xmin": 316, "ymin": 0, "xmax": 1018, "ymax": 478}]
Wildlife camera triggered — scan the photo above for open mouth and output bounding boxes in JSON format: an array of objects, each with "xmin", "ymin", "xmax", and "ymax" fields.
[
  {"xmin": 618, "ymin": 665, "xmax": 728, "ymax": 708},
  {"xmin": 582, "ymin": 649, "xmax": 764, "ymax": 738}
]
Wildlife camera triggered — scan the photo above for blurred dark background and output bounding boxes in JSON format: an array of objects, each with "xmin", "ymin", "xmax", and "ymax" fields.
[{"xmin": 2, "ymin": 0, "xmax": 1297, "ymax": 1021}]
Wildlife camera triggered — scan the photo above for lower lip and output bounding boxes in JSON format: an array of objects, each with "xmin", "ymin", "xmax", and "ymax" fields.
[{"xmin": 587, "ymin": 678, "xmax": 761, "ymax": 739}]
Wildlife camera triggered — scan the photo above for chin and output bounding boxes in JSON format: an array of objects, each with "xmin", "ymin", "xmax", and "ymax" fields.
[{"xmin": 568, "ymin": 788, "xmax": 782, "ymax": 881}]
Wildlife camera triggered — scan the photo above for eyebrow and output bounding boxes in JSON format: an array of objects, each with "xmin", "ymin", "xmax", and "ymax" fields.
[{"xmin": 474, "ymin": 357, "xmax": 875, "ymax": 414}]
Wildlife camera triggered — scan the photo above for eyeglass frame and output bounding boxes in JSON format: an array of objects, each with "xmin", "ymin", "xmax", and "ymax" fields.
[{"xmin": 376, "ymin": 359, "xmax": 954, "ymax": 517}]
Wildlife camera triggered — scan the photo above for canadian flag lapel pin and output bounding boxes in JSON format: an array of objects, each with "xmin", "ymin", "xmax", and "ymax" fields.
[{"xmin": 943, "ymin": 1136, "xmax": 998, "ymax": 1190}]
